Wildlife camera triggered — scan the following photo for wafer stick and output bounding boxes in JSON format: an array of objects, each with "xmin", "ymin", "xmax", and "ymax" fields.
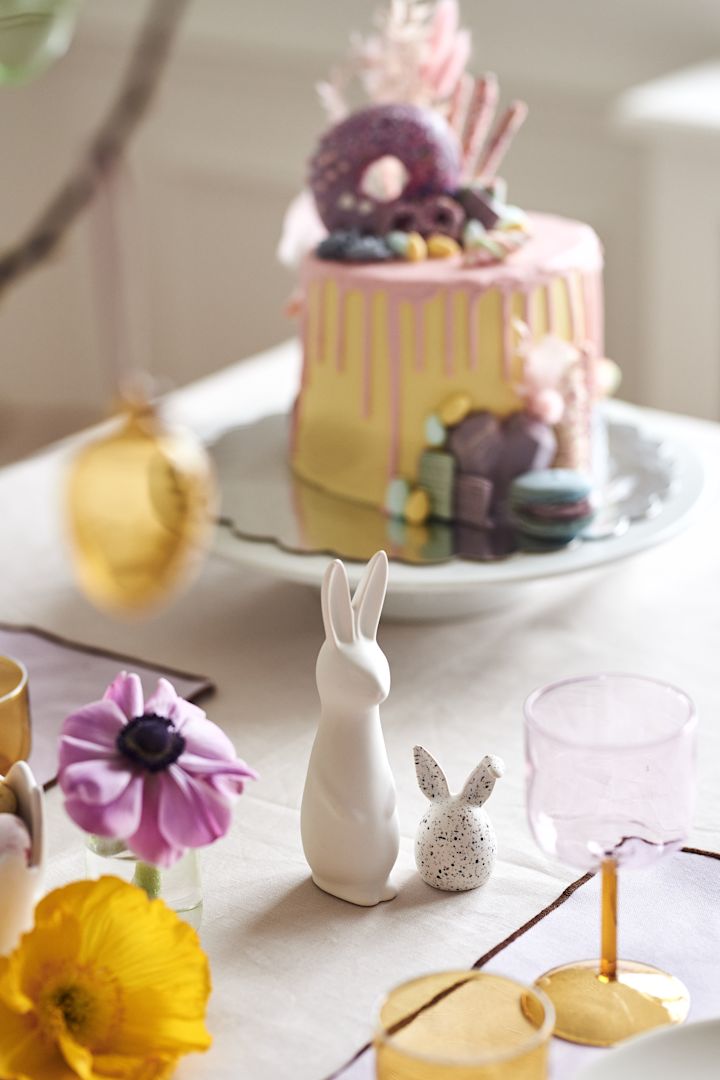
[
  {"xmin": 461, "ymin": 73, "xmax": 499, "ymax": 179},
  {"xmin": 475, "ymin": 99, "xmax": 528, "ymax": 181},
  {"xmin": 448, "ymin": 72, "xmax": 474, "ymax": 139}
]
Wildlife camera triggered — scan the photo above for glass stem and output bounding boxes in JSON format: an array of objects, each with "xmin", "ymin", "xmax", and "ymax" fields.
[{"xmin": 599, "ymin": 858, "xmax": 618, "ymax": 981}]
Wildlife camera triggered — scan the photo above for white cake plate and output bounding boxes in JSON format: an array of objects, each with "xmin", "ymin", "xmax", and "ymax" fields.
[
  {"xmin": 577, "ymin": 1019, "xmax": 720, "ymax": 1080},
  {"xmin": 209, "ymin": 399, "xmax": 706, "ymax": 621}
]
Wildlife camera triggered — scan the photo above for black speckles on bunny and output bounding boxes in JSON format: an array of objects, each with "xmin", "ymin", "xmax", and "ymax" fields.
[
  {"xmin": 415, "ymin": 804, "xmax": 497, "ymax": 891},
  {"xmin": 413, "ymin": 748, "xmax": 504, "ymax": 893}
]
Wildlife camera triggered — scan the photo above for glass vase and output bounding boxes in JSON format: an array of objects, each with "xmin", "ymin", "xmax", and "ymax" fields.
[
  {"xmin": 85, "ymin": 835, "xmax": 203, "ymax": 930},
  {"xmin": 0, "ymin": 0, "xmax": 83, "ymax": 86}
]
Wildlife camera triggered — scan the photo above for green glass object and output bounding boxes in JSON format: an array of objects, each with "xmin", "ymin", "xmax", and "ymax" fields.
[{"xmin": 0, "ymin": 0, "xmax": 82, "ymax": 86}]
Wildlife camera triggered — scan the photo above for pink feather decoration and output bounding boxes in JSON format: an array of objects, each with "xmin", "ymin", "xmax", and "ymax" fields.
[{"xmin": 429, "ymin": 27, "xmax": 471, "ymax": 99}]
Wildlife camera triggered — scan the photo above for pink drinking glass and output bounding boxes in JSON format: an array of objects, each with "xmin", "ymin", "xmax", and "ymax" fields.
[{"xmin": 524, "ymin": 673, "xmax": 697, "ymax": 1048}]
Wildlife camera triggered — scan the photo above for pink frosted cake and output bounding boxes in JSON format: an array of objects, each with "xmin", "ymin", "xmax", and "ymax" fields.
[{"xmin": 282, "ymin": 1, "xmax": 615, "ymax": 545}]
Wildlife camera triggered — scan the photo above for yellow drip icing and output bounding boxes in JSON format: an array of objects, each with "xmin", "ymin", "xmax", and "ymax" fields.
[{"xmin": 293, "ymin": 268, "xmax": 590, "ymax": 510}]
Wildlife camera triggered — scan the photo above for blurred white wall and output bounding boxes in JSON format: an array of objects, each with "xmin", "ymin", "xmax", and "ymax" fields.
[{"xmin": 1, "ymin": 0, "xmax": 720, "ymax": 456}]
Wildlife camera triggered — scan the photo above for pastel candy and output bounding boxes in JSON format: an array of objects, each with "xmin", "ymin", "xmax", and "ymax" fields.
[
  {"xmin": 488, "ymin": 177, "xmax": 508, "ymax": 203},
  {"xmin": 454, "ymin": 474, "xmax": 494, "ymax": 527},
  {"xmin": 418, "ymin": 451, "xmax": 455, "ymax": 521},
  {"xmin": 462, "ymin": 219, "xmax": 487, "ymax": 249},
  {"xmin": 316, "ymin": 230, "xmax": 393, "ymax": 263},
  {"xmin": 385, "ymin": 477, "xmax": 410, "ymax": 518},
  {"xmin": 526, "ymin": 497, "xmax": 593, "ymax": 520},
  {"xmin": 497, "ymin": 205, "xmax": 530, "ymax": 232},
  {"xmin": 386, "ymin": 230, "xmax": 410, "ymax": 257},
  {"xmin": 427, "ymin": 234, "xmax": 461, "ymax": 259},
  {"xmin": 509, "ymin": 468, "xmax": 593, "ymax": 506},
  {"xmin": 425, "ymin": 413, "xmax": 446, "ymax": 447},
  {"xmin": 406, "ymin": 232, "xmax": 428, "ymax": 261},
  {"xmin": 405, "ymin": 487, "xmax": 431, "ymax": 525},
  {"xmin": 471, "ymin": 234, "xmax": 506, "ymax": 260},
  {"xmin": 510, "ymin": 509, "xmax": 594, "ymax": 543},
  {"xmin": 595, "ymin": 358, "xmax": 622, "ymax": 399},
  {"xmin": 447, "ymin": 411, "xmax": 502, "ymax": 476},
  {"xmin": 509, "ymin": 468, "xmax": 595, "ymax": 542},
  {"xmin": 439, "ymin": 392, "xmax": 472, "ymax": 427}
]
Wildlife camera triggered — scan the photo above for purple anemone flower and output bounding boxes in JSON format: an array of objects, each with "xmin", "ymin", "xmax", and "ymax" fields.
[{"xmin": 58, "ymin": 672, "xmax": 258, "ymax": 868}]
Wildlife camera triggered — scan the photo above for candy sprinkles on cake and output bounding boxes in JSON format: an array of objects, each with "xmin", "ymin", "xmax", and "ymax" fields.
[
  {"xmin": 307, "ymin": 1, "xmax": 531, "ymax": 267},
  {"xmin": 281, "ymin": 0, "xmax": 621, "ymax": 559}
]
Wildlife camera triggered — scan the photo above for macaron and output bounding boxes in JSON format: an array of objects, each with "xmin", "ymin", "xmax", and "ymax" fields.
[{"xmin": 509, "ymin": 469, "xmax": 595, "ymax": 544}]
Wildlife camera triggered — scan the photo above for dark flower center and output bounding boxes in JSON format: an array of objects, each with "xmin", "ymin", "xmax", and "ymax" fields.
[
  {"xmin": 116, "ymin": 714, "xmax": 185, "ymax": 772},
  {"xmin": 52, "ymin": 984, "xmax": 94, "ymax": 1035}
]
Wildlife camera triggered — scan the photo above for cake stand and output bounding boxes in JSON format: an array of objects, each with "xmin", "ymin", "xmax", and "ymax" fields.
[{"xmin": 209, "ymin": 397, "xmax": 706, "ymax": 621}]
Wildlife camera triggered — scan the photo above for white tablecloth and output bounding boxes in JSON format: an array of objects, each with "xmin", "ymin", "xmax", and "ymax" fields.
[{"xmin": 2, "ymin": 341, "xmax": 720, "ymax": 1079}]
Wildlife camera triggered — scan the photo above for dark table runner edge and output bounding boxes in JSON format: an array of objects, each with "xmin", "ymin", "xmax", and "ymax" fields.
[
  {"xmin": 0, "ymin": 621, "xmax": 215, "ymax": 700},
  {"xmin": 0, "ymin": 622, "xmax": 216, "ymax": 791},
  {"xmin": 324, "ymin": 845, "xmax": 720, "ymax": 1079}
]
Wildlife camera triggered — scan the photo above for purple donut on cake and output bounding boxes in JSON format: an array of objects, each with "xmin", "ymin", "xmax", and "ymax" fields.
[{"xmin": 309, "ymin": 103, "xmax": 461, "ymax": 235}]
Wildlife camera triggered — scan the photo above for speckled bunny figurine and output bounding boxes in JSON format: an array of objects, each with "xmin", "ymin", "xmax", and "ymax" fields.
[
  {"xmin": 414, "ymin": 746, "xmax": 504, "ymax": 892},
  {"xmin": 301, "ymin": 551, "xmax": 399, "ymax": 907}
]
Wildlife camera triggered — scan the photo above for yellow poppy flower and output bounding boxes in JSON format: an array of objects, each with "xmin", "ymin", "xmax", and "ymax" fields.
[{"xmin": 0, "ymin": 876, "xmax": 212, "ymax": 1079}]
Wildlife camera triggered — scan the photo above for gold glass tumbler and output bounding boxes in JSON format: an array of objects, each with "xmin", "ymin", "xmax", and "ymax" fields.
[
  {"xmin": 375, "ymin": 971, "xmax": 554, "ymax": 1079},
  {"xmin": 0, "ymin": 656, "xmax": 30, "ymax": 773}
]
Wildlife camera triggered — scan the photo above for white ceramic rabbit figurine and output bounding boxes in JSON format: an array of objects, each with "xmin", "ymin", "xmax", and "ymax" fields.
[
  {"xmin": 414, "ymin": 746, "xmax": 504, "ymax": 892},
  {"xmin": 301, "ymin": 551, "xmax": 399, "ymax": 906}
]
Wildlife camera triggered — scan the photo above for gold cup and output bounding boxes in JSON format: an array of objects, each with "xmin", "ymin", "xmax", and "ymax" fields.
[
  {"xmin": 0, "ymin": 656, "xmax": 30, "ymax": 773},
  {"xmin": 375, "ymin": 971, "xmax": 554, "ymax": 1079}
]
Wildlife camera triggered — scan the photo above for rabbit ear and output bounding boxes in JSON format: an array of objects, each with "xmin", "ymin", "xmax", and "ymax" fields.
[
  {"xmin": 321, "ymin": 560, "xmax": 354, "ymax": 646},
  {"xmin": 352, "ymin": 550, "xmax": 389, "ymax": 640},
  {"xmin": 460, "ymin": 755, "xmax": 505, "ymax": 807},
  {"xmin": 414, "ymin": 746, "xmax": 449, "ymax": 801}
]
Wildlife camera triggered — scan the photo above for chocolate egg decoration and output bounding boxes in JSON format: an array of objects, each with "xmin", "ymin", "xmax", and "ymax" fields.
[{"xmin": 309, "ymin": 103, "xmax": 461, "ymax": 235}]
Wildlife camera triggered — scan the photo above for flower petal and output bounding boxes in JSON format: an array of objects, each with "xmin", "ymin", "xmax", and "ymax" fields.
[
  {"xmin": 144, "ymin": 679, "xmax": 206, "ymax": 729},
  {"xmin": 28, "ymin": 879, "xmax": 211, "ymax": 1067},
  {"xmin": 0, "ymin": 997, "xmax": 73, "ymax": 1080},
  {"xmin": 179, "ymin": 752, "xmax": 258, "ymax": 782},
  {"xmin": 127, "ymin": 778, "xmax": 183, "ymax": 868},
  {"xmin": 179, "ymin": 716, "xmax": 237, "ymax": 762},
  {"xmin": 142, "ymin": 678, "xmax": 180, "ymax": 720},
  {"xmin": 103, "ymin": 671, "xmax": 144, "ymax": 720},
  {"xmin": 64, "ymin": 774, "xmax": 143, "ymax": 839},
  {"xmin": 59, "ymin": 759, "xmax": 134, "ymax": 806},
  {"xmin": 61, "ymin": 700, "xmax": 126, "ymax": 751},
  {"xmin": 91, "ymin": 1051, "xmax": 179, "ymax": 1079},
  {"xmin": 57, "ymin": 734, "xmax": 117, "ymax": 769},
  {"xmin": 157, "ymin": 766, "xmax": 232, "ymax": 851}
]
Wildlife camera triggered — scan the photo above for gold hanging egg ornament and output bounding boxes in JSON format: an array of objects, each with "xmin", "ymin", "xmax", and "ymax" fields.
[{"xmin": 67, "ymin": 401, "xmax": 217, "ymax": 615}]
